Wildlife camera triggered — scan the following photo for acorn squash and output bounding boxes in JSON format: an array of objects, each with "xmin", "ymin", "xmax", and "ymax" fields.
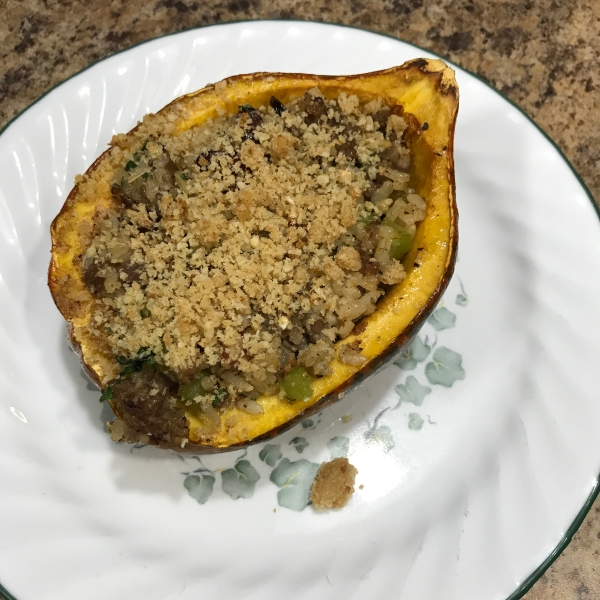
[{"xmin": 49, "ymin": 58, "xmax": 459, "ymax": 452}]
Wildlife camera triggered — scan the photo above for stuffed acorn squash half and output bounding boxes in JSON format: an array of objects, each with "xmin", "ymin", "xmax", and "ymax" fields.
[{"xmin": 49, "ymin": 59, "xmax": 459, "ymax": 452}]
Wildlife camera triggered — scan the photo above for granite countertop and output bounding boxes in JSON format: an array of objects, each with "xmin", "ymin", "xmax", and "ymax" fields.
[{"xmin": 1, "ymin": 0, "xmax": 599, "ymax": 598}]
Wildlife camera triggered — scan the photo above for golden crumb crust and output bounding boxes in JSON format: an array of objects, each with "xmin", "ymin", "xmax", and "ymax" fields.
[{"xmin": 311, "ymin": 457, "xmax": 358, "ymax": 509}]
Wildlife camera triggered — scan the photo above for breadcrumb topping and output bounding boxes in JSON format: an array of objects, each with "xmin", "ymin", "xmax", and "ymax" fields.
[
  {"xmin": 311, "ymin": 457, "xmax": 358, "ymax": 509},
  {"xmin": 80, "ymin": 88, "xmax": 427, "ymax": 423}
]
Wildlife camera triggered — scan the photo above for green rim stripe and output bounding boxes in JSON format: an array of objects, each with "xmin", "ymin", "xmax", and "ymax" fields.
[{"xmin": 0, "ymin": 19, "xmax": 598, "ymax": 600}]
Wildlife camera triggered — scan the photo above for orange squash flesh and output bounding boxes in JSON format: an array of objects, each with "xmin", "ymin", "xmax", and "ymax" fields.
[{"xmin": 49, "ymin": 58, "xmax": 459, "ymax": 452}]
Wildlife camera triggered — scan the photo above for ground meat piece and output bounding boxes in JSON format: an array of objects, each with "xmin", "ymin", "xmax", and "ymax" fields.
[
  {"xmin": 359, "ymin": 249, "xmax": 380, "ymax": 276},
  {"xmin": 239, "ymin": 106, "xmax": 263, "ymax": 129},
  {"xmin": 358, "ymin": 224, "xmax": 380, "ymax": 254},
  {"xmin": 120, "ymin": 261, "xmax": 145, "ymax": 283},
  {"xmin": 363, "ymin": 181, "xmax": 377, "ymax": 199},
  {"xmin": 109, "ymin": 362, "xmax": 188, "ymax": 447},
  {"xmin": 297, "ymin": 92, "xmax": 328, "ymax": 125},
  {"xmin": 379, "ymin": 144, "xmax": 411, "ymax": 172},
  {"xmin": 307, "ymin": 318, "xmax": 327, "ymax": 342},
  {"xmin": 82, "ymin": 260, "xmax": 106, "ymax": 296},
  {"xmin": 336, "ymin": 139, "xmax": 357, "ymax": 163},
  {"xmin": 115, "ymin": 174, "xmax": 162, "ymax": 212},
  {"xmin": 196, "ymin": 150, "xmax": 218, "ymax": 169},
  {"xmin": 111, "ymin": 183, "xmax": 134, "ymax": 208},
  {"xmin": 340, "ymin": 121, "xmax": 361, "ymax": 136},
  {"xmin": 372, "ymin": 107, "xmax": 390, "ymax": 131},
  {"xmin": 379, "ymin": 145, "xmax": 401, "ymax": 167},
  {"xmin": 248, "ymin": 110, "xmax": 263, "ymax": 129}
]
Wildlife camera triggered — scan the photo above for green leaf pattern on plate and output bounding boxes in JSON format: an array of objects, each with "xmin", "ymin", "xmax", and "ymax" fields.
[
  {"xmin": 270, "ymin": 458, "xmax": 320, "ymax": 511},
  {"xmin": 184, "ymin": 472, "xmax": 215, "ymax": 505},
  {"xmin": 394, "ymin": 336, "xmax": 431, "ymax": 370},
  {"xmin": 408, "ymin": 413, "xmax": 425, "ymax": 431},
  {"xmin": 394, "ymin": 375, "xmax": 431, "ymax": 406},
  {"xmin": 455, "ymin": 279, "xmax": 469, "ymax": 306},
  {"xmin": 425, "ymin": 347, "xmax": 466, "ymax": 387},
  {"xmin": 364, "ymin": 425, "xmax": 395, "ymax": 452},
  {"xmin": 328, "ymin": 436, "xmax": 350, "ymax": 458},
  {"xmin": 428, "ymin": 307, "xmax": 457, "ymax": 331},
  {"xmin": 259, "ymin": 444, "xmax": 282, "ymax": 467},
  {"xmin": 221, "ymin": 460, "xmax": 260, "ymax": 500},
  {"xmin": 289, "ymin": 436, "xmax": 309, "ymax": 453}
]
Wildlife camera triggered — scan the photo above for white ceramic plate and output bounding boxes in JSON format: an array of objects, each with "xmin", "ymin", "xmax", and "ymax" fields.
[{"xmin": 1, "ymin": 20, "xmax": 599, "ymax": 600}]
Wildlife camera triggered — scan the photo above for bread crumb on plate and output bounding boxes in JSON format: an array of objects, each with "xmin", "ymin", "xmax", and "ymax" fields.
[{"xmin": 310, "ymin": 457, "xmax": 358, "ymax": 509}]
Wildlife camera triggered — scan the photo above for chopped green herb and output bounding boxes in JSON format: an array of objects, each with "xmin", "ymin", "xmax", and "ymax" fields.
[
  {"xmin": 142, "ymin": 172, "xmax": 150, "ymax": 180},
  {"xmin": 115, "ymin": 348, "xmax": 155, "ymax": 376},
  {"xmin": 119, "ymin": 363, "xmax": 141, "ymax": 377},
  {"xmin": 140, "ymin": 139, "xmax": 148, "ymax": 152},
  {"xmin": 180, "ymin": 173, "xmax": 189, "ymax": 180},
  {"xmin": 212, "ymin": 388, "xmax": 227, "ymax": 407},
  {"xmin": 140, "ymin": 307, "xmax": 151, "ymax": 319},
  {"xmin": 115, "ymin": 354, "xmax": 130, "ymax": 365},
  {"xmin": 125, "ymin": 160, "xmax": 137, "ymax": 171},
  {"xmin": 238, "ymin": 104, "xmax": 255, "ymax": 113},
  {"xmin": 102, "ymin": 349, "xmax": 158, "ymax": 403},
  {"xmin": 100, "ymin": 387, "xmax": 113, "ymax": 402}
]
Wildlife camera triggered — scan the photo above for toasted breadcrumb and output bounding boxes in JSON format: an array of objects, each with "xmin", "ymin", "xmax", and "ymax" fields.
[
  {"xmin": 311, "ymin": 457, "xmax": 358, "ymax": 509},
  {"xmin": 79, "ymin": 89, "xmax": 428, "ymax": 425}
]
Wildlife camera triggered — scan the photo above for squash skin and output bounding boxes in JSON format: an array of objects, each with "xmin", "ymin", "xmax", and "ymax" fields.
[{"xmin": 49, "ymin": 59, "xmax": 459, "ymax": 452}]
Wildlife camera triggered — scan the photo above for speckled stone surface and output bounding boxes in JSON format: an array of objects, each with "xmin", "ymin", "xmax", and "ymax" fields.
[{"xmin": 1, "ymin": 1, "xmax": 599, "ymax": 598}]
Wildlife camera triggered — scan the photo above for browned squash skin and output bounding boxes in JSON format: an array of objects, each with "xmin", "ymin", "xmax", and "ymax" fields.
[{"xmin": 49, "ymin": 59, "xmax": 459, "ymax": 453}]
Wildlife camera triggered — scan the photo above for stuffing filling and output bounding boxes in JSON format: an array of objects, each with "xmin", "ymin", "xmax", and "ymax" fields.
[{"xmin": 82, "ymin": 88, "xmax": 427, "ymax": 445}]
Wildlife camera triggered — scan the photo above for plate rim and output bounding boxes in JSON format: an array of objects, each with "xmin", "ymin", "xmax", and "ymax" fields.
[{"xmin": 0, "ymin": 18, "xmax": 598, "ymax": 600}]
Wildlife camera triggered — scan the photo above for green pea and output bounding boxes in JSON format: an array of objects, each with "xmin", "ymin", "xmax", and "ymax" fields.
[
  {"xmin": 389, "ymin": 232, "xmax": 413, "ymax": 260},
  {"xmin": 282, "ymin": 367, "xmax": 312, "ymax": 401},
  {"xmin": 178, "ymin": 369, "xmax": 213, "ymax": 402},
  {"xmin": 178, "ymin": 379, "xmax": 206, "ymax": 403}
]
